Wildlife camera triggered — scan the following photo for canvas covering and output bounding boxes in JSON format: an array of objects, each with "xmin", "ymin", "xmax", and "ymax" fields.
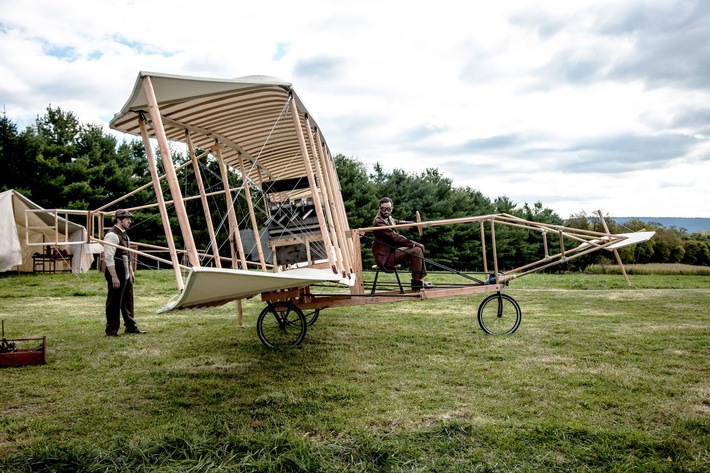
[
  {"xmin": 157, "ymin": 266, "xmax": 345, "ymax": 312},
  {"xmin": 109, "ymin": 72, "xmax": 330, "ymax": 198}
]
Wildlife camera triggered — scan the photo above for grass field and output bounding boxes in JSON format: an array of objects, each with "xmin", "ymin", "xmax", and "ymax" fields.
[{"xmin": 0, "ymin": 269, "xmax": 708, "ymax": 472}]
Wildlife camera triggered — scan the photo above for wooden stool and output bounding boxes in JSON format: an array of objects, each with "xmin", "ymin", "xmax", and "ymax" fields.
[{"xmin": 371, "ymin": 264, "xmax": 404, "ymax": 294}]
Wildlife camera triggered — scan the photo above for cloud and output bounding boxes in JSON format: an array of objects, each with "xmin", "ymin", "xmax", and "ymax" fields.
[
  {"xmin": 671, "ymin": 108, "xmax": 710, "ymax": 134},
  {"xmin": 0, "ymin": 0, "xmax": 708, "ymax": 218},
  {"xmin": 561, "ymin": 132, "xmax": 701, "ymax": 172},
  {"xmin": 604, "ymin": 4, "xmax": 710, "ymax": 91}
]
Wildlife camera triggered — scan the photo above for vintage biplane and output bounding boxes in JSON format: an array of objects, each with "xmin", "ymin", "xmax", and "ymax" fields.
[{"xmin": 26, "ymin": 72, "xmax": 655, "ymax": 347}]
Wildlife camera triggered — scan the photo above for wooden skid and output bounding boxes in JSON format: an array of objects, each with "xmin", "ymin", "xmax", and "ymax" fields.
[{"xmin": 261, "ymin": 283, "xmax": 503, "ymax": 311}]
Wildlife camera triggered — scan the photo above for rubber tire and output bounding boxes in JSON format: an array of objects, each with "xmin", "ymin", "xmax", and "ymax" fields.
[
  {"xmin": 477, "ymin": 293, "xmax": 522, "ymax": 335},
  {"xmin": 257, "ymin": 302, "xmax": 307, "ymax": 348}
]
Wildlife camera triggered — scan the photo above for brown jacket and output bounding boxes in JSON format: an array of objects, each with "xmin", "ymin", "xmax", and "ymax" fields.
[{"xmin": 371, "ymin": 215, "xmax": 415, "ymax": 271}]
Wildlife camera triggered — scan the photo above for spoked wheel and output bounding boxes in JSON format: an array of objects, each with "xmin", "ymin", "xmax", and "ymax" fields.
[
  {"xmin": 477, "ymin": 292, "xmax": 522, "ymax": 335},
  {"xmin": 257, "ymin": 301, "xmax": 307, "ymax": 348},
  {"xmin": 304, "ymin": 309, "xmax": 320, "ymax": 326}
]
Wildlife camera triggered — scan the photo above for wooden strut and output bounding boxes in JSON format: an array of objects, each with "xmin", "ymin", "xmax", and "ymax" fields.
[
  {"xmin": 323, "ymin": 142, "xmax": 355, "ymax": 275},
  {"xmin": 305, "ymin": 117, "xmax": 349, "ymax": 277},
  {"xmin": 598, "ymin": 210, "xmax": 632, "ymax": 287},
  {"xmin": 289, "ymin": 95, "xmax": 338, "ymax": 274},
  {"xmin": 214, "ymin": 143, "xmax": 247, "ymax": 270},
  {"xmin": 480, "ymin": 220, "xmax": 488, "ymax": 274},
  {"xmin": 92, "ymin": 152, "xmax": 208, "ymax": 215},
  {"xmin": 491, "ymin": 219, "xmax": 500, "ymax": 284},
  {"xmin": 238, "ymin": 153, "xmax": 267, "ymax": 271},
  {"xmin": 137, "ymin": 113, "xmax": 184, "ymax": 291},
  {"xmin": 186, "ymin": 130, "xmax": 222, "ymax": 268},
  {"xmin": 350, "ymin": 231, "xmax": 365, "ymax": 293},
  {"xmin": 307, "ymin": 125, "xmax": 342, "ymax": 273},
  {"xmin": 355, "ymin": 214, "xmax": 634, "ymax": 285},
  {"xmin": 97, "ymin": 237, "xmax": 184, "ymax": 270},
  {"xmin": 141, "ymin": 76, "xmax": 200, "ymax": 268},
  {"xmin": 318, "ymin": 138, "xmax": 356, "ymax": 277},
  {"xmin": 114, "ymin": 187, "xmax": 242, "ymax": 213}
]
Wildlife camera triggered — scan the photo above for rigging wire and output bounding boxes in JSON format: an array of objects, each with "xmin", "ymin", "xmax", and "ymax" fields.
[
  {"xmin": 359, "ymin": 232, "xmax": 486, "ymax": 284},
  {"xmin": 211, "ymin": 97, "xmax": 331, "ymax": 265},
  {"xmin": 135, "ymin": 95, "xmax": 334, "ymax": 270}
]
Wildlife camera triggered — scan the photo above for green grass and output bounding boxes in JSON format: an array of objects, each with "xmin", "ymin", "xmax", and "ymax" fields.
[
  {"xmin": 0, "ymin": 270, "xmax": 708, "ymax": 472},
  {"xmin": 585, "ymin": 263, "xmax": 710, "ymax": 276}
]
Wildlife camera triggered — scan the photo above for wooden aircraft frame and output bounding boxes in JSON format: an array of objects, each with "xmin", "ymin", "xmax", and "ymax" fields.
[{"xmin": 40, "ymin": 72, "xmax": 655, "ymax": 347}]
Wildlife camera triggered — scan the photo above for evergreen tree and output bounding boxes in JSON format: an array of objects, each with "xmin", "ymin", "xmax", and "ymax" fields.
[{"xmin": 1, "ymin": 108, "xmax": 704, "ymax": 271}]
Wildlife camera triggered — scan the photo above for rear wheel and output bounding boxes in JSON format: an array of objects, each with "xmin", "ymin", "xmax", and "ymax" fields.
[
  {"xmin": 304, "ymin": 308, "xmax": 320, "ymax": 326},
  {"xmin": 477, "ymin": 293, "xmax": 521, "ymax": 334},
  {"xmin": 257, "ymin": 302, "xmax": 307, "ymax": 348}
]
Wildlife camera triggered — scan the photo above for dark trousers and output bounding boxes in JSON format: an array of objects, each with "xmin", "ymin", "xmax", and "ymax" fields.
[
  {"xmin": 105, "ymin": 268, "xmax": 136, "ymax": 335},
  {"xmin": 394, "ymin": 246, "xmax": 427, "ymax": 281}
]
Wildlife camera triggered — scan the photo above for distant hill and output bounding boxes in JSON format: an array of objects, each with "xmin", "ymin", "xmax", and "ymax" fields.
[{"xmin": 614, "ymin": 217, "xmax": 710, "ymax": 234}]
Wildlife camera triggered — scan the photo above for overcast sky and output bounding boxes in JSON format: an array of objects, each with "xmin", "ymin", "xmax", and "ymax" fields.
[{"xmin": 2, "ymin": 0, "xmax": 708, "ymax": 218}]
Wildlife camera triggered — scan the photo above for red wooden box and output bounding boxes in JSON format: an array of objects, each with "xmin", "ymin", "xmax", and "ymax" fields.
[{"xmin": 0, "ymin": 336, "xmax": 47, "ymax": 367}]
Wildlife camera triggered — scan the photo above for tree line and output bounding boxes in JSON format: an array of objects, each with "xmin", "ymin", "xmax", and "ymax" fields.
[{"xmin": 2, "ymin": 106, "xmax": 709, "ymax": 270}]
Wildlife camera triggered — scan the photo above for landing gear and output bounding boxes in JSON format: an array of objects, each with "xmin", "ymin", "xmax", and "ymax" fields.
[
  {"xmin": 477, "ymin": 292, "xmax": 522, "ymax": 335},
  {"xmin": 257, "ymin": 301, "xmax": 307, "ymax": 348}
]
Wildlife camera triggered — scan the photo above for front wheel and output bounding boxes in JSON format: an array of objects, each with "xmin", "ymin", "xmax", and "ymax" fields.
[
  {"xmin": 257, "ymin": 302, "xmax": 307, "ymax": 348},
  {"xmin": 477, "ymin": 293, "xmax": 521, "ymax": 335}
]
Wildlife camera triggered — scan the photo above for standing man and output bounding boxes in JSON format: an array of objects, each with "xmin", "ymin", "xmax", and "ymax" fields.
[
  {"xmin": 372, "ymin": 197, "xmax": 433, "ymax": 290},
  {"xmin": 104, "ymin": 209, "xmax": 142, "ymax": 336}
]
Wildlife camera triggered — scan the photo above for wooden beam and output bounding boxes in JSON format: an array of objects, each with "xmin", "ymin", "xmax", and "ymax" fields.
[
  {"xmin": 141, "ymin": 75, "xmax": 200, "ymax": 267},
  {"xmin": 214, "ymin": 143, "xmax": 248, "ymax": 269},
  {"xmin": 598, "ymin": 210, "xmax": 631, "ymax": 287},
  {"xmin": 314, "ymin": 128, "xmax": 355, "ymax": 278},
  {"xmin": 289, "ymin": 96, "xmax": 337, "ymax": 274},
  {"xmin": 306, "ymin": 119, "xmax": 347, "ymax": 277},
  {"xmin": 491, "ymin": 219, "xmax": 500, "ymax": 283},
  {"xmin": 238, "ymin": 154, "xmax": 267, "ymax": 271},
  {"xmin": 480, "ymin": 220, "xmax": 488, "ymax": 274},
  {"xmin": 186, "ymin": 131, "xmax": 222, "ymax": 268},
  {"xmin": 138, "ymin": 114, "xmax": 184, "ymax": 291}
]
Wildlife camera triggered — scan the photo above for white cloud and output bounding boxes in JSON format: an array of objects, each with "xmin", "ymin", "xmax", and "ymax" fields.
[{"xmin": 1, "ymin": 0, "xmax": 708, "ymax": 218}]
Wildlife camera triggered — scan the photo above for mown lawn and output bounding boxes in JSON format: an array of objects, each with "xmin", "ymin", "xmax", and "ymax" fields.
[{"xmin": 0, "ymin": 270, "xmax": 708, "ymax": 472}]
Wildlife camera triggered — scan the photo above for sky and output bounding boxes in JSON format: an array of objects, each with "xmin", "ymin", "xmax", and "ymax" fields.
[{"xmin": 2, "ymin": 0, "xmax": 709, "ymax": 218}]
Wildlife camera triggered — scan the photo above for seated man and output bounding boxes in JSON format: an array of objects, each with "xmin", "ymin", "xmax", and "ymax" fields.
[{"xmin": 371, "ymin": 197, "xmax": 432, "ymax": 290}]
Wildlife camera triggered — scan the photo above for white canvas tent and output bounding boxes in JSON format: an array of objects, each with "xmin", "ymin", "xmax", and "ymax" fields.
[{"xmin": 0, "ymin": 189, "xmax": 99, "ymax": 273}]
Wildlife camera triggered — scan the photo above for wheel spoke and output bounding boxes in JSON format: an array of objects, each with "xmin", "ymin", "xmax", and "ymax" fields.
[
  {"xmin": 257, "ymin": 302, "xmax": 307, "ymax": 348},
  {"xmin": 304, "ymin": 309, "xmax": 320, "ymax": 326}
]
